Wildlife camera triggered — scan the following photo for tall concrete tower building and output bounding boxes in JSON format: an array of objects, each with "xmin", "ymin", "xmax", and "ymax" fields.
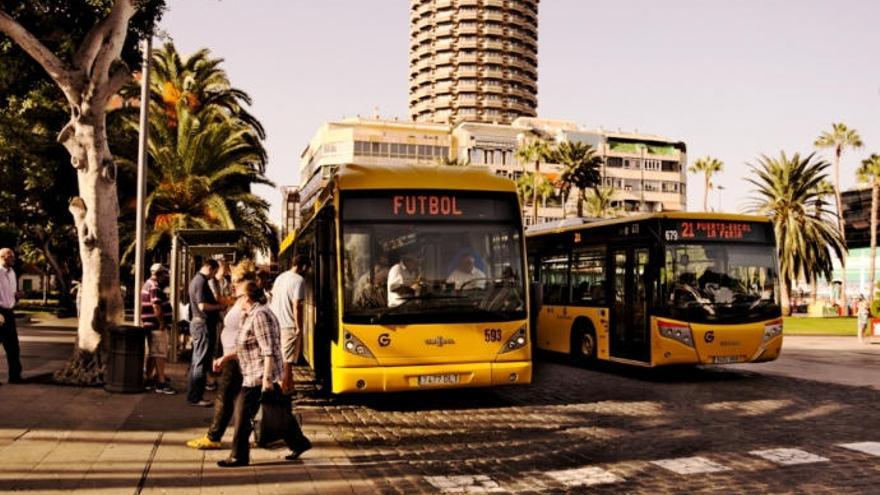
[{"xmin": 409, "ymin": 0, "xmax": 539, "ymax": 125}]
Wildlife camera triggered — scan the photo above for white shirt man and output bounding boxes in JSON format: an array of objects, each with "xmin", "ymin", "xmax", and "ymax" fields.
[
  {"xmin": 0, "ymin": 248, "xmax": 23, "ymax": 383},
  {"xmin": 387, "ymin": 255, "xmax": 420, "ymax": 307},
  {"xmin": 446, "ymin": 255, "xmax": 486, "ymax": 290},
  {"xmin": 270, "ymin": 254, "xmax": 310, "ymax": 392}
]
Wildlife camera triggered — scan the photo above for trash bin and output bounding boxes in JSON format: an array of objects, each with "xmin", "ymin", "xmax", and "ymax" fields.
[
  {"xmin": 872, "ymin": 317, "xmax": 880, "ymax": 337},
  {"xmin": 104, "ymin": 325, "xmax": 147, "ymax": 393}
]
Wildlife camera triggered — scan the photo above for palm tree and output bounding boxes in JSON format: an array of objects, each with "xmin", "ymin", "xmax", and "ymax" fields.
[
  {"xmin": 516, "ymin": 138, "xmax": 552, "ymax": 224},
  {"xmin": 688, "ymin": 156, "xmax": 724, "ymax": 211},
  {"xmin": 857, "ymin": 154, "xmax": 880, "ymax": 304},
  {"xmin": 147, "ymin": 42, "xmax": 266, "ymax": 140},
  {"xmin": 746, "ymin": 152, "xmax": 846, "ymax": 315},
  {"xmin": 584, "ymin": 186, "xmax": 621, "ymax": 219},
  {"xmin": 515, "ymin": 172, "xmax": 554, "ymax": 211},
  {"xmin": 808, "ymin": 179, "xmax": 835, "ymax": 302},
  {"xmin": 815, "ymin": 123, "xmax": 862, "ymax": 304},
  {"xmin": 554, "ymin": 141, "xmax": 603, "ymax": 217}
]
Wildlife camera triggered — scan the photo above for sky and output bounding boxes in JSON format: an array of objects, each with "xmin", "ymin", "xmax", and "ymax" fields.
[{"xmin": 159, "ymin": 0, "xmax": 880, "ymax": 222}]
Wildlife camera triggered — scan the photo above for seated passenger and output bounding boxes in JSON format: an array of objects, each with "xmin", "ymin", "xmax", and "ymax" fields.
[
  {"xmin": 354, "ymin": 258, "xmax": 390, "ymax": 308},
  {"xmin": 446, "ymin": 254, "xmax": 487, "ymax": 290}
]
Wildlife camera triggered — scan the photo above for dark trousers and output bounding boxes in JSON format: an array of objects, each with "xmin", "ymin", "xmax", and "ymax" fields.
[
  {"xmin": 229, "ymin": 385, "xmax": 308, "ymax": 463},
  {"xmin": 207, "ymin": 360, "xmax": 243, "ymax": 442},
  {"xmin": 187, "ymin": 318, "xmax": 215, "ymax": 403},
  {"xmin": 0, "ymin": 308, "xmax": 22, "ymax": 381}
]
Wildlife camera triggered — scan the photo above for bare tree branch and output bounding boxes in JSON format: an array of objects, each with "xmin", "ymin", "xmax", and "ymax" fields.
[
  {"xmin": 73, "ymin": 15, "xmax": 113, "ymax": 74},
  {"xmin": 0, "ymin": 8, "xmax": 79, "ymax": 103},
  {"xmin": 87, "ymin": 0, "xmax": 137, "ymax": 105}
]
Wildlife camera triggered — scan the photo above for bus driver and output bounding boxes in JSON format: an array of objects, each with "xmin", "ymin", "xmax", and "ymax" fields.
[
  {"xmin": 387, "ymin": 251, "xmax": 422, "ymax": 307},
  {"xmin": 446, "ymin": 254, "xmax": 486, "ymax": 290}
]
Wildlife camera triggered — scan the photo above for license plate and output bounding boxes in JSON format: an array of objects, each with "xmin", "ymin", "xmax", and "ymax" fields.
[
  {"xmin": 418, "ymin": 374, "xmax": 460, "ymax": 386},
  {"xmin": 712, "ymin": 355, "xmax": 744, "ymax": 364}
]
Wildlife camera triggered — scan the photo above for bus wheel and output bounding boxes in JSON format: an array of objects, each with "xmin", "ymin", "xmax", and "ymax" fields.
[{"xmin": 572, "ymin": 324, "xmax": 597, "ymax": 364}]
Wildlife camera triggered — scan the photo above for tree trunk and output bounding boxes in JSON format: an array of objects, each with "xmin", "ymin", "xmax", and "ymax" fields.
[
  {"xmin": 869, "ymin": 183, "xmax": 878, "ymax": 303},
  {"xmin": 532, "ymin": 161, "xmax": 539, "ymax": 224},
  {"xmin": 780, "ymin": 280, "xmax": 791, "ymax": 317},
  {"xmin": 577, "ymin": 188, "xmax": 585, "ymax": 218},
  {"xmin": 41, "ymin": 240, "xmax": 72, "ymax": 308},
  {"xmin": 0, "ymin": 0, "xmax": 137, "ymax": 385},
  {"xmin": 703, "ymin": 174, "xmax": 709, "ymax": 211},
  {"xmin": 833, "ymin": 147, "xmax": 847, "ymax": 306}
]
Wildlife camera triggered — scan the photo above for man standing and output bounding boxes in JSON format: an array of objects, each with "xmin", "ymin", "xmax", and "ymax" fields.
[
  {"xmin": 0, "ymin": 248, "xmax": 23, "ymax": 384},
  {"xmin": 187, "ymin": 259, "xmax": 222, "ymax": 406},
  {"xmin": 142, "ymin": 264, "xmax": 175, "ymax": 394},
  {"xmin": 270, "ymin": 254, "xmax": 309, "ymax": 393}
]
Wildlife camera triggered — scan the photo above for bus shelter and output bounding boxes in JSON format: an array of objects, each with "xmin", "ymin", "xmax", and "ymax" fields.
[{"xmin": 168, "ymin": 229, "xmax": 242, "ymax": 363}]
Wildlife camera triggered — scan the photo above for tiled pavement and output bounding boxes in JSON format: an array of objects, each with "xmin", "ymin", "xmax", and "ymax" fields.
[{"xmin": 1, "ymin": 326, "xmax": 879, "ymax": 494}]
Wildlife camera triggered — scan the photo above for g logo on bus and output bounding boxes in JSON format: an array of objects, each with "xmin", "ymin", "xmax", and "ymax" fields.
[
  {"xmin": 378, "ymin": 333, "xmax": 391, "ymax": 347},
  {"xmin": 704, "ymin": 331, "xmax": 715, "ymax": 343}
]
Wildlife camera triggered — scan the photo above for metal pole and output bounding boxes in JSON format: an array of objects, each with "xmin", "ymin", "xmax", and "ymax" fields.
[
  {"xmin": 717, "ymin": 185, "xmax": 725, "ymax": 212},
  {"xmin": 133, "ymin": 37, "xmax": 152, "ymax": 326},
  {"xmin": 169, "ymin": 233, "xmax": 179, "ymax": 363}
]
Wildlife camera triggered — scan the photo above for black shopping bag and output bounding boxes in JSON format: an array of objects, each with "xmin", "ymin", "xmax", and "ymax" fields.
[{"xmin": 254, "ymin": 386, "xmax": 294, "ymax": 448}]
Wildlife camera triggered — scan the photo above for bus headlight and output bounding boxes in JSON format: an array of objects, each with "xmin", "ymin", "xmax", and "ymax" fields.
[
  {"xmin": 658, "ymin": 320, "xmax": 694, "ymax": 348},
  {"xmin": 498, "ymin": 325, "xmax": 528, "ymax": 354},
  {"xmin": 343, "ymin": 331, "xmax": 376, "ymax": 359},
  {"xmin": 762, "ymin": 320, "xmax": 783, "ymax": 343}
]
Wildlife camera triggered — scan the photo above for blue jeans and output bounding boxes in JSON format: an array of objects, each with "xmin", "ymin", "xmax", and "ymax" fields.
[{"xmin": 187, "ymin": 318, "xmax": 214, "ymax": 403}]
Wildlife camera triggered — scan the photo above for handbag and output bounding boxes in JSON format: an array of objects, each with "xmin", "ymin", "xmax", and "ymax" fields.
[{"xmin": 253, "ymin": 385, "xmax": 294, "ymax": 448}]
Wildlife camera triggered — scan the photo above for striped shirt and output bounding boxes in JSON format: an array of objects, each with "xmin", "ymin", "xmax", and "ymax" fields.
[{"xmin": 236, "ymin": 303, "xmax": 284, "ymax": 387}]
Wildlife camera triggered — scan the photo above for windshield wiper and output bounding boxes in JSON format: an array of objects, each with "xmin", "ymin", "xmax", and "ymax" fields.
[{"xmin": 370, "ymin": 294, "xmax": 467, "ymax": 323}]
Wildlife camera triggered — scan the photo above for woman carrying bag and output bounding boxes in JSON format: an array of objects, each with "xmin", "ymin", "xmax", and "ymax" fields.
[{"xmin": 216, "ymin": 281, "xmax": 311, "ymax": 468}]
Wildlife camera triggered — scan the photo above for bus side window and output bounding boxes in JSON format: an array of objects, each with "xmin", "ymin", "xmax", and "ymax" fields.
[
  {"xmin": 572, "ymin": 247, "xmax": 606, "ymax": 305},
  {"xmin": 539, "ymin": 254, "xmax": 569, "ymax": 305}
]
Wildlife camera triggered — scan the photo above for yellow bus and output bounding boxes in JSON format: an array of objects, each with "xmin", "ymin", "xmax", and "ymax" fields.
[
  {"xmin": 281, "ymin": 164, "xmax": 531, "ymax": 393},
  {"xmin": 526, "ymin": 212, "xmax": 783, "ymax": 367}
]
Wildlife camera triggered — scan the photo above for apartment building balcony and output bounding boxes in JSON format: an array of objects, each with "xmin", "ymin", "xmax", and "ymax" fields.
[
  {"xmin": 483, "ymin": 68, "xmax": 505, "ymax": 79},
  {"xmin": 457, "ymin": 24, "xmax": 478, "ymax": 35},
  {"xmin": 484, "ymin": 0, "xmax": 504, "ymax": 8},
  {"xmin": 483, "ymin": 53, "xmax": 505, "ymax": 65},
  {"xmin": 434, "ymin": 0, "xmax": 453, "ymax": 8},
  {"xmin": 455, "ymin": 81, "xmax": 479, "ymax": 92},
  {"xmin": 483, "ymin": 11, "xmax": 504, "ymax": 22},
  {"xmin": 483, "ymin": 25, "xmax": 505, "ymax": 36},
  {"xmin": 482, "ymin": 39, "xmax": 505, "ymax": 51},
  {"xmin": 458, "ymin": 0, "xmax": 479, "ymax": 6},
  {"xmin": 509, "ymin": 101, "xmax": 533, "ymax": 114},
  {"xmin": 456, "ymin": 10, "xmax": 478, "ymax": 20},
  {"xmin": 456, "ymin": 53, "xmax": 478, "ymax": 63},
  {"xmin": 507, "ymin": 2, "xmax": 532, "ymax": 16},
  {"xmin": 481, "ymin": 98, "xmax": 505, "ymax": 109},
  {"xmin": 482, "ymin": 84, "xmax": 504, "ymax": 94},
  {"xmin": 457, "ymin": 68, "xmax": 479, "ymax": 78},
  {"xmin": 457, "ymin": 39, "xmax": 478, "ymax": 49}
]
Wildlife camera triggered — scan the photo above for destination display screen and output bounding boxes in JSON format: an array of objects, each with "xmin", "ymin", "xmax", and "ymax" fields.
[
  {"xmin": 662, "ymin": 220, "xmax": 773, "ymax": 243},
  {"xmin": 342, "ymin": 192, "xmax": 518, "ymax": 222}
]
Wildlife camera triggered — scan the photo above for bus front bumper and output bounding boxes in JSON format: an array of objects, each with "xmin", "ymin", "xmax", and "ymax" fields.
[{"xmin": 331, "ymin": 361, "xmax": 532, "ymax": 394}]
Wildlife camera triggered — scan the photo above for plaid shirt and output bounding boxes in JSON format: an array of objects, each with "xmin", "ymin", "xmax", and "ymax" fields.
[{"xmin": 236, "ymin": 303, "xmax": 285, "ymax": 387}]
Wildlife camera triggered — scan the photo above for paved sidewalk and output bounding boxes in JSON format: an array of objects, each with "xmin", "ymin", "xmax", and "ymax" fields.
[
  {"xmin": 0, "ymin": 361, "xmax": 377, "ymax": 495},
  {"xmin": 730, "ymin": 335, "xmax": 880, "ymax": 390}
]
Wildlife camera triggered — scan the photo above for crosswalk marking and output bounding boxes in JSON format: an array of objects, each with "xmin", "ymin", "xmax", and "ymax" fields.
[
  {"xmin": 838, "ymin": 442, "xmax": 880, "ymax": 457},
  {"xmin": 750, "ymin": 448, "xmax": 829, "ymax": 466},
  {"xmin": 651, "ymin": 456, "xmax": 731, "ymax": 475},
  {"xmin": 424, "ymin": 475, "xmax": 504, "ymax": 494},
  {"xmin": 544, "ymin": 466, "xmax": 623, "ymax": 487}
]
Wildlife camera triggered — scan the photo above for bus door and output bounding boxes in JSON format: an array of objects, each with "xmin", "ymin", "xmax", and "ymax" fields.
[{"xmin": 609, "ymin": 246, "xmax": 651, "ymax": 362}]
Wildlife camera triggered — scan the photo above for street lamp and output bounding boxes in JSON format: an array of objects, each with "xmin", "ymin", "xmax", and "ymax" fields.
[
  {"xmin": 133, "ymin": 37, "xmax": 152, "ymax": 326},
  {"xmin": 716, "ymin": 185, "xmax": 725, "ymax": 212}
]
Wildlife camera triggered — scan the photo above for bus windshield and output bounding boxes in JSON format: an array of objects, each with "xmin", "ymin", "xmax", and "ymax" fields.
[
  {"xmin": 341, "ymin": 221, "xmax": 526, "ymax": 324},
  {"xmin": 663, "ymin": 243, "xmax": 780, "ymax": 323}
]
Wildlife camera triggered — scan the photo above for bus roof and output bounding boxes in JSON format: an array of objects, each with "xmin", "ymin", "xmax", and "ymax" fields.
[
  {"xmin": 526, "ymin": 212, "xmax": 772, "ymax": 237},
  {"xmin": 335, "ymin": 163, "xmax": 516, "ymax": 193}
]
